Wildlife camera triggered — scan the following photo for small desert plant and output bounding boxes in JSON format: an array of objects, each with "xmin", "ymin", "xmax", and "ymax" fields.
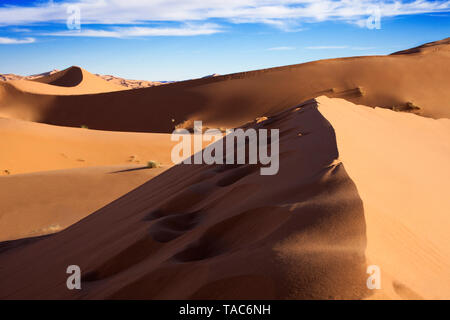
[
  {"xmin": 80, "ymin": 125, "xmax": 89, "ymax": 129},
  {"xmin": 355, "ymin": 86, "xmax": 365, "ymax": 96},
  {"xmin": 175, "ymin": 119, "xmax": 195, "ymax": 132},
  {"xmin": 405, "ymin": 101, "xmax": 421, "ymax": 111},
  {"xmin": 147, "ymin": 160, "xmax": 159, "ymax": 168},
  {"xmin": 392, "ymin": 101, "xmax": 421, "ymax": 113},
  {"xmin": 255, "ymin": 116, "xmax": 268, "ymax": 124}
]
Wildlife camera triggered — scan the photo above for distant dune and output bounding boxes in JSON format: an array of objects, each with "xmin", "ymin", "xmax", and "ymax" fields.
[
  {"xmin": 0, "ymin": 66, "xmax": 127, "ymax": 96},
  {"xmin": 0, "ymin": 67, "xmax": 164, "ymax": 90},
  {"xmin": 96, "ymin": 74, "xmax": 166, "ymax": 89},
  {"xmin": 0, "ymin": 38, "xmax": 449, "ymax": 300},
  {"xmin": 0, "ymin": 69, "xmax": 59, "ymax": 82},
  {"xmin": 391, "ymin": 37, "xmax": 450, "ymax": 55}
]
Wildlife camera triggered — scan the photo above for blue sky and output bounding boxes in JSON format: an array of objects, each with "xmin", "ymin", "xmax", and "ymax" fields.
[{"xmin": 0, "ymin": 0, "xmax": 449, "ymax": 81}]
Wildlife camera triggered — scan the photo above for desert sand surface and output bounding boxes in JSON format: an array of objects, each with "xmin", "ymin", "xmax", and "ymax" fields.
[
  {"xmin": 0, "ymin": 165, "xmax": 168, "ymax": 242},
  {"xmin": 0, "ymin": 97, "xmax": 369, "ymax": 299},
  {"xmin": 317, "ymin": 96, "xmax": 450, "ymax": 299},
  {"xmin": 0, "ymin": 39, "xmax": 449, "ymax": 132},
  {"xmin": 1, "ymin": 95, "xmax": 449, "ymax": 299},
  {"xmin": 0, "ymin": 117, "xmax": 178, "ymax": 175},
  {"xmin": 0, "ymin": 39, "xmax": 449, "ymax": 300},
  {"xmin": 0, "ymin": 116, "xmax": 211, "ymax": 241}
]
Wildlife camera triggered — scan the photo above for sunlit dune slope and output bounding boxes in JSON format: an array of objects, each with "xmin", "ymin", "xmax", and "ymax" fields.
[
  {"xmin": 0, "ymin": 165, "xmax": 168, "ymax": 242},
  {"xmin": 317, "ymin": 96, "xmax": 450, "ymax": 299},
  {"xmin": 0, "ymin": 117, "xmax": 176, "ymax": 175}
]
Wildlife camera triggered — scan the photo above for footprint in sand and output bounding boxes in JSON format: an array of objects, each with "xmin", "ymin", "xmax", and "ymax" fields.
[{"xmin": 392, "ymin": 281, "xmax": 424, "ymax": 300}]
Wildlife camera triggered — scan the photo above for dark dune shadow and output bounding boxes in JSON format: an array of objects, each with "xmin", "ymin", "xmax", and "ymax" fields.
[
  {"xmin": 109, "ymin": 166, "xmax": 151, "ymax": 174},
  {"xmin": 0, "ymin": 234, "xmax": 53, "ymax": 255},
  {"xmin": 33, "ymin": 66, "xmax": 83, "ymax": 87}
]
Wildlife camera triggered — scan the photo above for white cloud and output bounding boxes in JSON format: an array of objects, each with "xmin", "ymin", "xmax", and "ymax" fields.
[
  {"xmin": 267, "ymin": 46, "xmax": 295, "ymax": 51},
  {"xmin": 0, "ymin": 0, "xmax": 448, "ymax": 32},
  {"xmin": 0, "ymin": 37, "xmax": 35, "ymax": 44},
  {"xmin": 43, "ymin": 23, "xmax": 223, "ymax": 38}
]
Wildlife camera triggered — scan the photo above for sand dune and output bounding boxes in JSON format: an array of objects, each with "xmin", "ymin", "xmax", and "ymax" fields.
[
  {"xmin": 0, "ymin": 165, "xmax": 168, "ymax": 242},
  {"xmin": 2, "ymin": 95, "xmax": 449, "ymax": 299},
  {"xmin": 0, "ymin": 39, "xmax": 449, "ymax": 132},
  {"xmin": 0, "ymin": 66, "xmax": 126, "ymax": 97},
  {"xmin": 1, "ymin": 96, "xmax": 449, "ymax": 299},
  {"xmin": 0, "ymin": 117, "xmax": 211, "ymax": 241},
  {"xmin": 0, "ymin": 39, "xmax": 449, "ymax": 300},
  {"xmin": 0, "ymin": 69, "xmax": 59, "ymax": 82},
  {"xmin": 0, "ymin": 67, "xmax": 162, "ymax": 90},
  {"xmin": 96, "ymin": 74, "xmax": 166, "ymax": 89},
  {"xmin": 0, "ymin": 117, "xmax": 178, "ymax": 175},
  {"xmin": 0, "ymin": 97, "xmax": 370, "ymax": 299},
  {"xmin": 391, "ymin": 37, "xmax": 450, "ymax": 55},
  {"xmin": 317, "ymin": 96, "xmax": 450, "ymax": 299}
]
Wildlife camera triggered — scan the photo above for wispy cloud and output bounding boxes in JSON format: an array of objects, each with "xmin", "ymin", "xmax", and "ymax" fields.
[
  {"xmin": 351, "ymin": 46, "xmax": 377, "ymax": 50},
  {"xmin": 1, "ymin": 1, "xmax": 449, "ymax": 25},
  {"xmin": 0, "ymin": 0, "xmax": 449, "ymax": 36},
  {"xmin": 267, "ymin": 46, "xmax": 295, "ymax": 51},
  {"xmin": 306, "ymin": 45, "xmax": 378, "ymax": 50},
  {"xmin": 306, "ymin": 46, "xmax": 349, "ymax": 49},
  {"xmin": 0, "ymin": 37, "xmax": 35, "ymax": 44},
  {"xmin": 43, "ymin": 23, "xmax": 223, "ymax": 38}
]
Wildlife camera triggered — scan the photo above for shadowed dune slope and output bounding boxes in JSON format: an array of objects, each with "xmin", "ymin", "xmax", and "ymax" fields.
[
  {"xmin": 32, "ymin": 66, "xmax": 85, "ymax": 87},
  {"xmin": 0, "ymin": 39, "xmax": 449, "ymax": 132},
  {"xmin": 0, "ymin": 99, "xmax": 369, "ymax": 299},
  {"xmin": 0, "ymin": 165, "xmax": 168, "ymax": 242}
]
